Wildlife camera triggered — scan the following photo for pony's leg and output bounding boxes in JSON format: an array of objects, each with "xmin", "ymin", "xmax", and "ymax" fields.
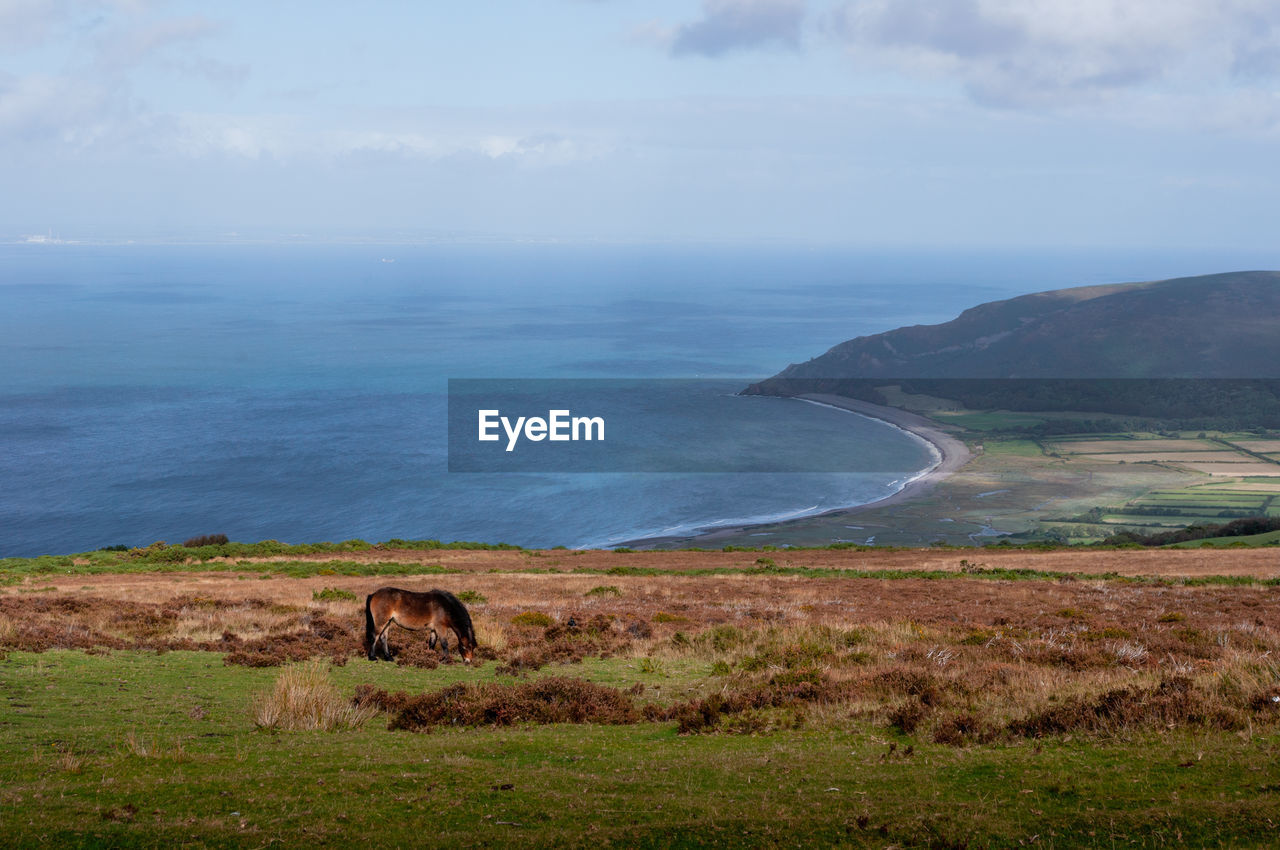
[
  {"xmin": 367, "ymin": 617, "xmax": 384, "ymax": 661},
  {"xmin": 428, "ymin": 630, "xmax": 437, "ymax": 650},
  {"xmin": 376, "ymin": 624, "xmax": 393, "ymax": 660}
]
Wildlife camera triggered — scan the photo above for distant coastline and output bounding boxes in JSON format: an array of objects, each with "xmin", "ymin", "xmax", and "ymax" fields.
[{"xmin": 622, "ymin": 393, "xmax": 973, "ymax": 548}]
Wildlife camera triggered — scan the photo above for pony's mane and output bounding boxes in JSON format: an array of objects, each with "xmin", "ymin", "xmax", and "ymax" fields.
[{"xmin": 435, "ymin": 589, "xmax": 477, "ymax": 647}]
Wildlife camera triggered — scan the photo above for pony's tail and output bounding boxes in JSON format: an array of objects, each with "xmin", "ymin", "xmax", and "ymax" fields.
[{"xmin": 364, "ymin": 593, "xmax": 376, "ymax": 659}]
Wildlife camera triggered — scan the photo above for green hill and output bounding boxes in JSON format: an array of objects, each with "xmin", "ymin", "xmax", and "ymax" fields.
[
  {"xmin": 759, "ymin": 271, "xmax": 1280, "ymax": 380},
  {"xmin": 745, "ymin": 271, "xmax": 1280, "ymax": 429}
]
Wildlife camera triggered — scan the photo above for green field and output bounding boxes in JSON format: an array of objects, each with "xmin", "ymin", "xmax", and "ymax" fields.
[
  {"xmin": 687, "ymin": 399, "xmax": 1280, "ymax": 547},
  {"xmin": 4, "ymin": 649, "xmax": 1279, "ymax": 848},
  {"xmin": 932, "ymin": 411, "xmax": 1047, "ymax": 431},
  {"xmin": 1171, "ymin": 529, "xmax": 1280, "ymax": 548}
]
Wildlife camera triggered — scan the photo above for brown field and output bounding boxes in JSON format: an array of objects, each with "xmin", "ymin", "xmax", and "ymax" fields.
[
  {"xmin": 55, "ymin": 544, "xmax": 1280, "ymax": 582},
  {"xmin": 1070, "ymin": 451, "xmax": 1245, "ymax": 464},
  {"xmin": 1195, "ymin": 481, "xmax": 1280, "ymax": 492},
  {"xmin": 1231, "ymin": 440, "xmax": 1280, "ymax": 453},
  {"xmin": 1181, "ymin": 462, "xmax": 1280, "ymax": 476},
  {"xmin": 1050, "ymin": 439, "xmax": 1220, "ymax": 454},
  {"xmin": 4, "ymin": 548, "xmax": 1279, "ymax": 740}
]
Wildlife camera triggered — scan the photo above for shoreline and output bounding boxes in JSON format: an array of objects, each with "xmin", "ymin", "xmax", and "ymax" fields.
[{"xmin": 622, "ymin": 393, "xmax": 974, "ymax": 549}]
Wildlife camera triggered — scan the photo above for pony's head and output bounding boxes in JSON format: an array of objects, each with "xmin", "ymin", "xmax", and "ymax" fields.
[{"xmin": 460, "ymin": 636, "xmax": 476, "ymax": 664}]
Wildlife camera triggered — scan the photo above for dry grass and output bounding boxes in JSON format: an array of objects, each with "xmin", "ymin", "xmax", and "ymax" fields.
[
  {"xmin": 252, "ymin": 661, "xmax": 377, "ymax": 731},
  {"xmin": 121, "ymin": 729, "xmax": 188, "ymax": 761},
  {"xmin": 37, "ymin": 742, "xmax": 86, "ymax": 774},
  {"xmin": 347, "ymin": 603, "xmax": 1280, "ymax": 741},
  {"xmin": 5, "ymin": 553, "xmax": 1280, "ymax": 742}
]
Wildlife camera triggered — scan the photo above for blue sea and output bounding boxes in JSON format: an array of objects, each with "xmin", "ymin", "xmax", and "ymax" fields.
[{"xmin": 2, "ymin": 243, "xmax": 1273, "ymax": 557}]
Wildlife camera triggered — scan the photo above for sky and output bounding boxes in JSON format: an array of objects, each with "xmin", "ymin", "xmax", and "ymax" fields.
[{"xmin": 3, "ymin": 0, "xmax": 1280, "ymax": 247}]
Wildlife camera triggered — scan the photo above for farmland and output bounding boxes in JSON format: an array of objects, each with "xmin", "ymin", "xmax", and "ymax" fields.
[
  {"xmin": 690, "ymin": 429, "xmax": 1280, "ymax": 547},
  {"xmin": 2, "ymin": 546, "xmax": 1279, "ymax": 847},
  {"xmin": 1027, "ymin": 434, "xmax": 1280, "ymax": 540}
]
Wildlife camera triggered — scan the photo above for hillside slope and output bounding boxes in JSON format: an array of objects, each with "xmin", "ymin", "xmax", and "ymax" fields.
[{"xmin": 759, "ymin": 271, "xmax": 1280, "ymax": 380}]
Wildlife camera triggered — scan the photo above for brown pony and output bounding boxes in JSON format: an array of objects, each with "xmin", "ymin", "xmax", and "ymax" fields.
[{"xmin": 364, "ymin": 587, "xmax": 477, "ymax": 663}]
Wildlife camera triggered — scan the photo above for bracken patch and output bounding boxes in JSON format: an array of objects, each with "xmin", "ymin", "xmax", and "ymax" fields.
[
  {"xmin": 658, "ymin": 669, "xmax": 851, "ymax": 734},
  {"xmin": 355, "ymin": 677, "xmax": 643, "ymax": 730},
  {"xmin": 495, "ymin": 614, "xmax": 632, "ymax": 672},
  {"xmin": 1007, "ymin": 677, "xmax": 1242, "ymax": 739}
]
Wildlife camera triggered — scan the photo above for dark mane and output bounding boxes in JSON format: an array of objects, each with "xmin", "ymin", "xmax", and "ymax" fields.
[{"xmin": 433, "ymin": 589, "xmax": 477, "ymax": 648}]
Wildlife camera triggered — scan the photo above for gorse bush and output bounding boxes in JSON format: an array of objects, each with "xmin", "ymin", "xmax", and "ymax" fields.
[
  {"xmin": 312, "ymin": 587, "xmax": 358, "ymax": 602},
  {"xmin": 182, "ymin": 534, "xmax": 229, "ymax": 548}
]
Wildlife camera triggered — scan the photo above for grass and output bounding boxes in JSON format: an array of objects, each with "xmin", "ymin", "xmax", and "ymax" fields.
[
  {"xmin": 311, "ymin": 587, "xmax": 358, "ymax": 602},
  {"xmin": 252, "ymin": 661, "xmax": 378, "ymax": 730},
  {"xmin": 3, "ymin": 555, "xmax": 1280, "ymax": 846},
  {"xmin": 980, "ymin": 438, "xmax": 1045, "ymax": 457},
  {"xmin": 0, "ymin": 555, "xmax": 461, "ymax": 582},
  {"xmin": 1171, "ymin": 529, "xmax": 1280, "ymax": 548},
  {"xmin": 934, "ymin": 411, "xmax": 1048, "ymax": 431},
  {"xmin": 5, "ymin": 554, "xmax": 1279, "ymax": 590},
  {"xmin": 2, "ymin": 648, "xmax": 1278, "ymax": 847}
]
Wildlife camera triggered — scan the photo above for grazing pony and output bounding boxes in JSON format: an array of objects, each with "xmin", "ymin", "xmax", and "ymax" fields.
[{"xmin": 364, "ymin": 587, "xmax": 477, "ymax": 664}]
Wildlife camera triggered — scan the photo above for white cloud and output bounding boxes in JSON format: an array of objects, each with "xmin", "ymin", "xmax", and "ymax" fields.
[
  {"xmin": 0, "ymin": 0, "xmax": 74, "ymax": 49},
  {"xmin": 163, "ymin": 112, "xmax": 611, "ymax": 167},
  {"xmin": 670, "ymin": 0, "xmax": 807, "ymax": 57},
  {"xmin": 826, "ymin": 0, "xmax": 1280, "ymax": 108},
  {"xmin": 0, "ymin": 71, "xmax": 124, "ymax": 145},
  {"xmin": 93, "ymin": 14, "xmax": 216, "ymax": 66},
  {"xmin": 0, "ymin": 5, "xmax": 245, "ymax": 152}
]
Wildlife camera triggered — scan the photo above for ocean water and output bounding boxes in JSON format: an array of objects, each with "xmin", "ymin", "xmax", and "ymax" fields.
[{"xmin": 2, "ymin": 243, "xmax": 1273, "ymax": 556}]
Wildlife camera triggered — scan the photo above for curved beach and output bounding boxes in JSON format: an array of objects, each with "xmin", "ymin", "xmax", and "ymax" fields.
[{"xmin": 625, "ymin": 393, "xmax": 973, "ymax": 548}]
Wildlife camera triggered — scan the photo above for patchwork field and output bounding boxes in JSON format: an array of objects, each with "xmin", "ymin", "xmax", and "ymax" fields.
[
  {"xmin": 1046, "ymin": 437, "xmax": 1280, "ymax": 478},
  {"xmin": 1049, "ymin": 439, "xmax": 1224, "ymax": 454},
  {"xmin": 1071, "ymin": 452, "xmax": 1240, "ymax": 463},
  {"xmin": 1232, "ymin": 441, "xmax": 1280, "ymax": 453},
  {"xmin": 2, "ymin": 547, "xmax": 1279, "ymax": 847}
]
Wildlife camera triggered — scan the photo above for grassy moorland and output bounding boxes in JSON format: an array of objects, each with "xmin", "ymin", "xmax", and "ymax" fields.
[{"xmin": 2, "ymin": 547, "xmax": 1279, "ymax": 847}]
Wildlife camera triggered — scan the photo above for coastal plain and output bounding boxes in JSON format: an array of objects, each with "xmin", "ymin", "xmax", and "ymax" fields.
[
  {"xmin": 2, "ymin": 546, "xmax": 1278, "ymax": 847},
  {"xmin": 663, "ymin": 396, "xmax": 1280, "ymax": 549}
]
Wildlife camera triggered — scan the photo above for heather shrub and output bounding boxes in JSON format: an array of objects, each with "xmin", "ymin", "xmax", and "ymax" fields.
[
  {"xmin": 356, "ymin": 677, "xmax": 643, "ymax": 730},
  {"xmin": 511, "ymin": 611, "xmax": 555, "ymax": 628}
]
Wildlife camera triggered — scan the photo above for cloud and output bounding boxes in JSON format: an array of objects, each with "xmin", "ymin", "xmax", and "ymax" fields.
[
  {"xmin": 0, "ymin": 70, "xmax": 127, "ymax": 146},
  {"xmin": 91, "ymin": 14, "xmax": 223, "ymax": 73},
  {"xmin": 0, "ymin": 5, "xmax": 244, "ymax": 150},
  {"xmin": 671, "ymin": 0, "xmax": 807, "ymax": 57},
  {"xmin": 0, "ymin": 0, "xmax": 74, "ymax": 49},
  {"xmin": 162, "ymin": 112, "xmax": 611, "ymax": 167},
  {"xmin": 826, "ymin": 0, "xmax": 1280, "ymax": 108}
]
